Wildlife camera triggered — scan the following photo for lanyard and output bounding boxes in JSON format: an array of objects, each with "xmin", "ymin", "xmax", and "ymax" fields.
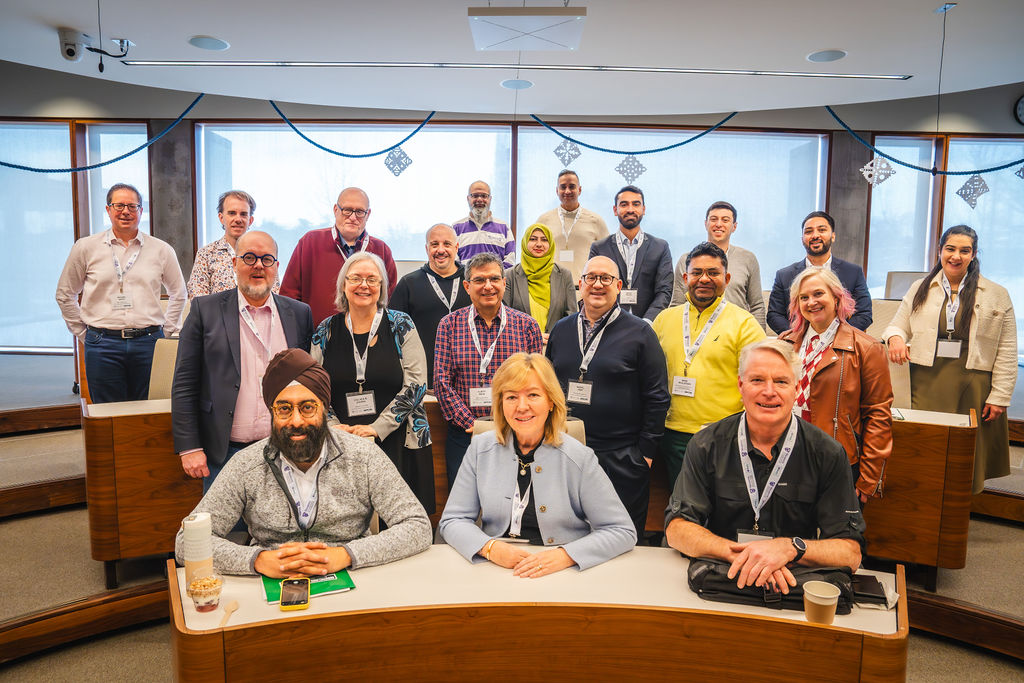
[
  {"xmin": 615, "ymin": 231, "xmax": 645, "ymax": 287},
  {"xmin": 346, "ymin": 308, "xmax": 384, "ymax": 388},
  {"xmin": 426, "ymin": 271, "xmax": 460, "ymax": 312},
  {"xmin": 576, "ymin": 308, "xmax": 620, "ymax": 379},
  {"xmin": 682, "ymin": 298, "xmax": 727, "ymax": 370},
  {"xmin": 558, "ymin": 208, "xmax": 582, "ymax": 250},
  {"xmin": 737, "ymin": 413, "xmax": 799, "ymax": 530},
  {"xmin": 280, "ymin": 459, "xmax": 321, "ymax": 530},
  {"xmin": 108, "ymin": 233, "xmax": 142, "ymax": 293},
  {"xmin": 332, "ymin": 228, "xmax": 369, "ymax": 258},
  {"xmin": 239, "ymin": 300, "xmax": 276, "ymax": 361},
  {"xmin": 940, "ymin": 274, "xmax": 960, "ymax": 338},
  {"xmin": 509, "ymin": 479, "xmax": 533, "ymax": 537},
  {"xmin": 468, "ymin": 305, "xmax": 507, "ymax": 375},
  {"xmin": 799, "ymin": 317, "xmax": 839, "ymax": 370}
]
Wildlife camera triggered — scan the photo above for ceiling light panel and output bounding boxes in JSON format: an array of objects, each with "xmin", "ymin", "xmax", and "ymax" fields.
[{"xmin": 468, "ymin": 7, "xmax": 586, "ymax": 51}]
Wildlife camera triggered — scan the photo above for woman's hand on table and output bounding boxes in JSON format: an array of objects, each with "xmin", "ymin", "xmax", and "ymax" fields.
[
  {"xmin": 512, "ymin": 548, "xmax": 575, "ymax": 578},
  {"xmin": 886, "ymin": 337, "xmax": 909, "ymax": 365},
  {"xmin": 254, "ymin": 541, "xmax": 352, "ymax": 578},
  {"xmin": 982, "ymin": 403, "xmax": 1006, "ymax": 422},
  {"xmin": 484, "ymin": 540, "xmax": 531, "ymax": 569}
]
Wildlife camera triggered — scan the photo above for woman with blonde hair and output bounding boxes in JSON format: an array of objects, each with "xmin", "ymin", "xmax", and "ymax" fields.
[{"xmin": 439, "ymin": 353, "xmax": 635, "ymax": 576}]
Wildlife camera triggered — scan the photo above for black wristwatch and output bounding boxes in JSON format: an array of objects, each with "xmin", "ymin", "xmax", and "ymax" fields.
[{"xmin": 791, "ymin": 537, "xmax": 807, "ymax": 563}]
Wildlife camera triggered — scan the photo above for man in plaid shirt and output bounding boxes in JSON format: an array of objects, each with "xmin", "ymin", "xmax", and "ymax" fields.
[{"xmin": 434, "ymin": 252, "xmax": 543, "ymax": 487}]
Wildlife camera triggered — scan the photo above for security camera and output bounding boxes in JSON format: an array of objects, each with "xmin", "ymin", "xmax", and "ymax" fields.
[{"xmin": 58, "ymin": 28, "xmax": 92, "ymax": 63}]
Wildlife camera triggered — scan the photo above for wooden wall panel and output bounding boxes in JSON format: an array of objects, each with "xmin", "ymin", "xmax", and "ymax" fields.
[{"xmin": 83, "ymin": 410, "xmax": 119, "ymax": 561}]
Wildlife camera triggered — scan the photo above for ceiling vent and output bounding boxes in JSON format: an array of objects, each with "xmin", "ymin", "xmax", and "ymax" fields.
[{"xmin": 468, "ymin": 6, "xmax": 586, "ymax": 51}]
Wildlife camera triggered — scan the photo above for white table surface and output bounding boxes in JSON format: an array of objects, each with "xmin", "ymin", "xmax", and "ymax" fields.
[
  {"xmin": 84, "ymin": 398, "xmax": 171, "ymax": 418},
  {"xmin": 176, "ymin": 545, "xmax": 898, "ymax": 635},
  {"xmin": 893, "ymin": 407, "xmax": 970, "ymax": 427}
]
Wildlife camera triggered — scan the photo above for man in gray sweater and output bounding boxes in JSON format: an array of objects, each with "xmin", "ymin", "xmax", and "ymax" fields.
[
  {"xmin": 175, "ymin": 348, "xmax": 431, "ymax": 577},
  {"xmin": 671, "ymin": 201, "xmax": 766, "ymax": 329}
]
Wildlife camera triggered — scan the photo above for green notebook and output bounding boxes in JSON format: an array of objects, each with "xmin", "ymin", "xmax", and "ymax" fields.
[{"xmin": 261, "ymin": 571, "xmax": 356, "ymax": 603}]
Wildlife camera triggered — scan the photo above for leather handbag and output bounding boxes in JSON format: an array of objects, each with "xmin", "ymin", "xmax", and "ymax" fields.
[{"xmin": 687, "ymin": 557, "xmax": 854, "ymax": 614}]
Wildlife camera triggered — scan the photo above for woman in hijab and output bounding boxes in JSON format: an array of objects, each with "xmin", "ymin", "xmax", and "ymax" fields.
[{"xmin": 503, "ymin": 222, "xmax": 578, "ymax": 343}]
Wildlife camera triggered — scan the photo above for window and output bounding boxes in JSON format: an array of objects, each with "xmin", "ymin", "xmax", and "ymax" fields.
[
  {"xmin": 86, "ymin": 123, "xmax": 150, "ymax": 235},
  {"xmin": 516, "ymin": 126, "xmax": 828, "ymax": 281},
  {"xmin": 942, "ymin": 137, "xmax": 1024, "ymax": 351},
  {"xmin": 866, "ymin": 137, "xmax": 937, "ymax": 298},
  {"xmin": 196, "ymin": 123, "xmax": 512, "ymax": 270},
  {"xmin": 0, "ymin": 122, "xmax": 75, "ymax": 348}
]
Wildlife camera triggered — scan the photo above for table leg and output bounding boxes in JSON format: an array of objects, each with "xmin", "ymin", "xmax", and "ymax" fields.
[
  {"xmin": 104, "ymin": 560, "xmax": 118, "ymax": 590},
  {"xmin": 922, "ymin": 565, "xmax": 938, "ymax": 592}
]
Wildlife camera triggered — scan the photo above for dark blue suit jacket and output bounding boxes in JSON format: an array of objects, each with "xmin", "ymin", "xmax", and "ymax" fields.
[
  {"xmin": 172, "ymin": 289, "xmax": 313, "ymax": 465},
  {"xmin": 767, "ymin": 257, "xmax": 872, "ymax": 334},
  {"xmin": 588, "ymin": 232, "xmax": 673, "ymax": 321}
]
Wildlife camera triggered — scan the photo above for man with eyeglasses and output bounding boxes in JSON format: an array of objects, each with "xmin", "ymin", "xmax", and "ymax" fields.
[
  {"xmin": 670, "ymin": 201, "xmax": 766, "ymax": 329},
  {"xmin": 588, "ymin": 185, "xmax": 673, "ymax": 323},
  {"xmin": 452, "ymin": 180, "xmax": 515, "ymax": 269},
  {"xmin": 280, "ymin": 187, "xmax": 398, "ymax": 325},
  {"xmin": 545, "ymin": 256, "xmax": 670, "ymax": 540},
  {"xmin": 56, "ymin": 182, "xmax": 186, "ymax": 403},
  {"xmin": 434, "ymin": 252, "xmax": 543, "ymax": 487},
  {"xmin": 187, "ymin": 190, "xmax": 279, "ymax": 299},
  {"xmin": 390, "ymin": 224, "xmax": 472, "ymax": 388},
  {"xmin": 652, "ymin": 242, "xmax": 766, "ymax": 490},
  {"xmin": 534, "ymin": 169, "xmax": 610, "ymax": 282},
  {"xmin": 175, "ymin": 348, "xmax": 431, "ymax": 576},
  {"xmin": 173, "ymin": 231, "xmax": 314, "ymax": 488}
]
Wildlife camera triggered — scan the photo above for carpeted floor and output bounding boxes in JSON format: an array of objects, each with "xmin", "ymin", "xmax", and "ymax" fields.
[
  {"xmin": 0, "ymin": 429, "xmax": 83, "ymax": 487},
  {"xmin": 0, "ymin": 354, "xmax": 77, "ymax": 411}
]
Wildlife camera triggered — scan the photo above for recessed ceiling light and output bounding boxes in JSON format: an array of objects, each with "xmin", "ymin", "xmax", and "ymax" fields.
[
  {"xmin": 501, "ymin": 78, "xmax": 533, "ymax": 90},
  {"xmin": 807, "ymin": 49, "xmax": 847, "ymax": 63},
  {"xmin": 188, "ymin": 35, "xmax": 230, "ymax": 51}
]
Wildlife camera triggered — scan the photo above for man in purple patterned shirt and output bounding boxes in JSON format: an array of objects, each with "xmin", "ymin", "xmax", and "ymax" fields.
[
  {"xmin": 434, "ymin": 252, "xmax": 543, "ymax": 487},
  {"xmin": 451, "ymin": 181, "xmax": 515, "ymax": 269}
]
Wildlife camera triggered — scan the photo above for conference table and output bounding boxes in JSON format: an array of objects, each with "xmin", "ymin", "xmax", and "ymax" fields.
[{"xmin": 169, "ymin": 545, "xmax": 907, "ymax": 682}]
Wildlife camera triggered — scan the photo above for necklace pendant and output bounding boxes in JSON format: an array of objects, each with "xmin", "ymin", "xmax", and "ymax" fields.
[{"xmin": 519, "ymin": 466, "xmax": 527, "ymax": 475}]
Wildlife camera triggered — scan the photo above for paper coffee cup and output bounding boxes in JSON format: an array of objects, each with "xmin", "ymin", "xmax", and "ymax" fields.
[
  {"xmin": 803, "ymin": 580, "xmax": 841, "ymax": 625},
  {"xmin": 182, "ymin": 512, "xmax": 213, "ymax": 584}
]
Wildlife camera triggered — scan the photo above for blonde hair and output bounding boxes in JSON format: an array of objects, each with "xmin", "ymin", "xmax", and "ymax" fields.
[{"xmin": 490, "ymin": 353, "xmax": 566, "ymax": 447}]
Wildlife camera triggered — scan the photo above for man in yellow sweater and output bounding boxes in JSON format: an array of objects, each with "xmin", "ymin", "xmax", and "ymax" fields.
[{"xmin": 652, "ymin": 242, "xmax": 766, "ymax": 489}]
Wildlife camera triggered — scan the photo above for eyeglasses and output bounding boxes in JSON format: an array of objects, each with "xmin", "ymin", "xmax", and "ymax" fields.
[
  {"xmin": 469, "ymin": 193, "xmax": 491, "ymax": 200},
  {"xmin": 108, "ymin": 203, "xmax": 142, "ymax": 213},
  {"xmin": 687, "ymin": 269, "xmax": 723, "ymax": 280},
  {"xmin": 468, "ymin": 276, "xmax": 503, "ymax": 286},
  {"xmin": 336, "ymin": 205, "xmax": 368, "ymax": 218},
  {"xmin": 239, "ymin": 252, "xmax": 278, "ymax": 267},
  {"xmin": 271, "ymin": 400, "xmax": 321, "ymax": 420},
  {"xmin": 581, "ymin": 273, "xmax": 618, "ymax": 286},
  {"xmin": 345, "ymin": 275, "xmax": 382, "ymax": 287}
]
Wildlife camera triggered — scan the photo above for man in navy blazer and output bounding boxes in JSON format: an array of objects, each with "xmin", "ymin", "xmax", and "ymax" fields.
[
  {"xmin": 172, "ymin": 231, "xmax": 313, "ymax": 488},
  {"xmin": 767, "ymin": 211, "xmax": 872, "ymax": 334},
  {"xmin": 588, "ymin": 185, "xmax": 673, "ymax": 322}
]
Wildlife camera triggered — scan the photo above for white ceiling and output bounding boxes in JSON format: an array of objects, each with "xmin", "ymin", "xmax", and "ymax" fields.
[{"xmin": 2, "ymin": 0, "xmax": 1022, "ymax": 116}]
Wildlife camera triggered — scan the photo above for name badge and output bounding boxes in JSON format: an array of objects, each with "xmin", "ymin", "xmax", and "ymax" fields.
[
  {"xmin": 345, "ymin": 391, "xmax": 377, "ymax": 417},
  {"xmin": 936, "ymin": 339, "xmax": 962, "ymax": 358},
  {"xmin": 469, "ymin": 386, "xmax": 492, "ymax": 408},
  {"xmin": 558, "ymin": 250, "xmax": 574, "ymax": 263},
  {"xmin": 111, "ymin": 292, "xmax": 134, "ymax": 310},
  {"xmin": 671, "ymin": 376, "xmax": 696, "ymax": 397},
  {"xmin": 736, "ymin": 529, "xmax": 776, "ymax": 544},
  {"xmin": 619, "ymin": 289, "xmax": 638, "ymax": 305},
  {"xmin": 567, "ymin": 380, "xmax": 593, "ymax": 405}
]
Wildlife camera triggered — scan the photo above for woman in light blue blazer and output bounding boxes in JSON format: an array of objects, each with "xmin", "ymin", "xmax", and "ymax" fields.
[{"xmin": 439, "ymin": 353, "xmax": 636, "ymax": 576}]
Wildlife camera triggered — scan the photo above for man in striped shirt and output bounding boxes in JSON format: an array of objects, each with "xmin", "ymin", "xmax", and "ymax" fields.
[
  {"xmin": 452, "ymin": 180, "xmax": 515, "ymax": 269},
  {"xmin": 434, "ymin": 252, "xmax": 543, "ymax": 487}
]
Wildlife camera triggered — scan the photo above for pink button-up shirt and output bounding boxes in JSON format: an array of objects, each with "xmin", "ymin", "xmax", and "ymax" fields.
[{"xmin": 230, "ymin": 292, "xmax": 288, "ymax": 443}]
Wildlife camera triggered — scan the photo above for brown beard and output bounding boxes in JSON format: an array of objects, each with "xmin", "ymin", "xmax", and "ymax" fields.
[{"xmin": 270, "ymin": 416, "xmax": 328, "ymax": 464}]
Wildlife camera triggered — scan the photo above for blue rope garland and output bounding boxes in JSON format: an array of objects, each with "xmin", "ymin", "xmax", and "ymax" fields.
[
  {"xmin": 269, "ymin": 101, "xmax": 435, "ymax": 158},
  {"xmin": 826, "ymin": 105, "xmax": 1024, "ymax": 176},
  {"xmin": 0, "ymin": 94, "xmax": 205, "ymax": 174},
  {"xmin": 529, "ymin": 111, "xmax": 739, "ymax": 155}
]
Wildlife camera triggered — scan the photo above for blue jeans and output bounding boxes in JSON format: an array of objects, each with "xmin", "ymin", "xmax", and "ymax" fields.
[
  {"xmin": 445, "ymin": 422, "xmax": 473, "ymax": 490},
  {"xmin": 83, "ymin": 328, "xmax": 163, "ymax": 403}
]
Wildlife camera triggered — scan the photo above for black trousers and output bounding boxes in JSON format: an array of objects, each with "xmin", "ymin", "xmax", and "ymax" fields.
[{"xmin": 592, "ymin": 444, "xmax": 651, "ymax": 541}]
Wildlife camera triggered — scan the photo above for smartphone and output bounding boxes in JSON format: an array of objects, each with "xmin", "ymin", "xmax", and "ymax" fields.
[{"xmin": 279, "ymin": 577, "xmax": 310, "ymax": 611}]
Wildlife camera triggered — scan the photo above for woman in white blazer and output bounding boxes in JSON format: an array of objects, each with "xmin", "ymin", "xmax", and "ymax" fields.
[
  {"xmin": 439, "ymin": 353, "xmax": 636, "ymax": 576},
  {"xmin": 884, "ymin": 225, "xmax": 1017, "ymax": 493}
]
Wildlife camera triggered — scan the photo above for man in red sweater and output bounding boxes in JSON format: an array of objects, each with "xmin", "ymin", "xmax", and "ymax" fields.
[{"xmin": 280, "ymin": 187, "xmax": 398, "ymax": 324}]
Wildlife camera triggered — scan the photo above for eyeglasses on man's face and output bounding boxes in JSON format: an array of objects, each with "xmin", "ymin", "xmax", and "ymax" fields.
[
  {"xmin": 108, "ymin": 203, "xmax": 142, "ymax": 213},
  {"xmin": 468, "ymin": 275, "xmax": 503, "ymax": 286},
  {"xmin": 469, "ymin": 193, "xmax": 491, "ymax": 200},
  {"xmin": 271, "ymin": 400, "xmax": 321, "ymax": 420},
  {"xmin": 336, "ymin": 205, "xmax": 368, "ymax": 218},
  {"xmin": 239, "ymin": 252, "xmax": 278, "ymax": 268},
  {"xmin": 581, "ymin": 273, "xmax": 618, "ymax": 286},
  {"xmin": 345, "ymin": 275, "xmax": 382, "ymax": 287}
]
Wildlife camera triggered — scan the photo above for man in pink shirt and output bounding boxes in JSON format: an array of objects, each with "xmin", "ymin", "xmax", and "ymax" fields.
[{"xmin": 172, "ymin": 230, "xmax": 314, "ymax": 488}]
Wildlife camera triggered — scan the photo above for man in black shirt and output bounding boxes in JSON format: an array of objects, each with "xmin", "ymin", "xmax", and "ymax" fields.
[{"xmin": 665, "ymin": 338, "xmax": 864, "ymax": 593}]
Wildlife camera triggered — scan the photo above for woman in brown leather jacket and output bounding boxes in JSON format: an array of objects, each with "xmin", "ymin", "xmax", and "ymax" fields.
[{"xmin": 779, "ymin": 267, "xmax": 893, "ymax": 504}]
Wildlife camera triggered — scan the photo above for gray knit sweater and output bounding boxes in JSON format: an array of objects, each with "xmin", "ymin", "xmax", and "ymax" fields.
[{"xmin": 174, "ymin": 429, "xmax": 432, "ymax": 575}]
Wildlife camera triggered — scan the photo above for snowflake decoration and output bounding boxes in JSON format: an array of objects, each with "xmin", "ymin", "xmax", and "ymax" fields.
[
  {"xmin": 1015, "ymin": 165, "xmax": 1024, "ymax": 181},
  {"xmin": 859, "ymin": 157, "xmax": 895, "ymax": 186},
  {"xmin": 384, "ymin": 147, "xmax": 413, "ymax": 176},
  {"xmin": 615, "ymin": 155, "xmax": 646, "ymax": 184},
  {"xmin": 955, "ymin": 174, "xmax": 989, "ymax": 209},
  {"xmin": 553, "ymin": 139, "xmax": 581, "ymax": 166}
]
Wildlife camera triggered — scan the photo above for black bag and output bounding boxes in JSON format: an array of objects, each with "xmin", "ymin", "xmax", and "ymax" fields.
[{"xmin": 687, "ymin": 557, "xmax": 854, "ymax": 615}]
